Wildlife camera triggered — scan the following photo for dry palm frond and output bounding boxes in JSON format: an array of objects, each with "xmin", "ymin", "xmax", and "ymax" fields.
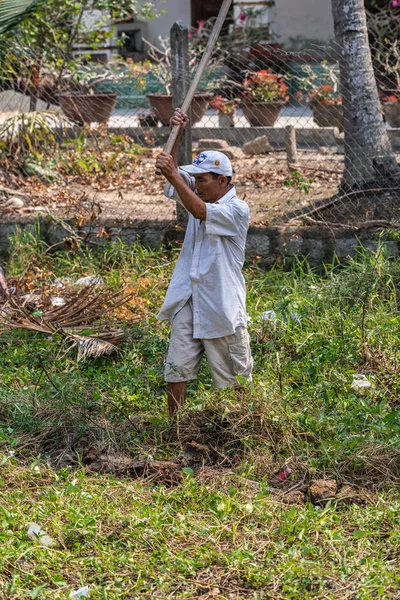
[
  {"xmin": 0, "ymin": 267, "xmax": 131, "ymax": 360},
  {"xmin": 67, "ymin": 330, "xmax": 126, "ymax": 361}
]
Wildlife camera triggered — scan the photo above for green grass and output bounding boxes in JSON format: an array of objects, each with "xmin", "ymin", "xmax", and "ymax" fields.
[{"xmin": 0, "ymin": 230, "xmax": 399, "ymax": 599}]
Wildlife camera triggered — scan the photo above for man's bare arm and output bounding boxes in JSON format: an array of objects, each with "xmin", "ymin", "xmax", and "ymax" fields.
[
  {"xmin": 170, "ymin": 108, "xmax": 189, "ymax": 167},
  {"xmin": 155, "ymin": 152, "xmax": 206, "ymax": 220}
]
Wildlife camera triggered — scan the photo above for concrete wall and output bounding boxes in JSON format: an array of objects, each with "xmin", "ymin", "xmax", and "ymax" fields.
[
  {"xmin": 147, "ymin": 0, "xmax": 192, "ymax": 45},
  {"xmin": 271, "ymin": 0, "xmax": 335, "ymax": 46},
  {"xmin": 1, "ymin": 217, "xmax": 398, "ymax": 268},
  {"xmin": 146, "ymin": 0, "xmax": 335, "ymax": 47}
]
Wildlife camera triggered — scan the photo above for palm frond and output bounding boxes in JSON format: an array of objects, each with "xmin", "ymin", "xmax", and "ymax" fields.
[
  {"xmin": 0, "ymin": 0, "xmax": 38, "ymax": 34},
  {"xmin": 68, "ymin": 330, "xmax": 125, "ymax": 361},
  {"xmin": 0, "ymin": 271, "xmax": 130, "ymax": 360}
]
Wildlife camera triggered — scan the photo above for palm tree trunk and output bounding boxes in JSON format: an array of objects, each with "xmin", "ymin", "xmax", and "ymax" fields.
[{"xmin": 331, "ymin": 0, "xmax": 400, "ymax": 190}]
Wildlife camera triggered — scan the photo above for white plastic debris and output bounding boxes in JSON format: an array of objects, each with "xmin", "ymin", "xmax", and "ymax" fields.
[
  {"xmin": 53, "ymin": 277, "xmax": 72, "ymax": 289},
  {"xmin": 75, "ymin": 276, "xmax": 103, "ymax": 286},
  {"xmin": 262, "ymin": 310, "xmax": 277, "ymax": 324},
  {"xmin": 27, "ymin": 523, "xmax": 55, "ymax": 547},
  {"xmin": 50, "ymin": 296, "xmax": 66, "ymax": 307},
  {"xmin": 69, "ymin": 586, "xmax": 89, "ymax": 598},
  {"xmin": 351, "ymin": 374, "xmax": 372, "ymax": 392}
]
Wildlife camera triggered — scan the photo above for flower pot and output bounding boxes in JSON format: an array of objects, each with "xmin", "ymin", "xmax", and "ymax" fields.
[
  {"xmin": 311, "ymin": 102, "xmax": 343, "ymax": 132},
  {"xmin": 58, "ymin": 93, "xmax": 118, "ymax": 125},
  {"xmin": 240, "ymin": 101, "xmax": 284, "ymax": 126},
  {"xmin": 384, "ymin": 102, "xmax": 400, "ymax": 127},
  {"xmin": 218, "ymin": 112, "xmax": 235, "ymax": 127},
  {"xmin": 147, "ymin": 93, "xmax": 211, "ymax": 125}
]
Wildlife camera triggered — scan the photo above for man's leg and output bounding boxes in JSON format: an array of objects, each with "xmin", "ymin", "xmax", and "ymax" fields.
[
  {"xmin": 167, "ymin": 381, "xmax": 187, "ymax": 416},
  {"xmin": 203, "ymin": 327, "xmax": 253, "ymax": 389},
  {"xmin": 164, "ymin": 299, "xmax": 204, "ymax": 416}
]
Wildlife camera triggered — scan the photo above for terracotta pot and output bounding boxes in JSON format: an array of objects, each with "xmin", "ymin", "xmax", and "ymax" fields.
[
  {"xmin": 59, "ymin": 93, "xmax": 117, "ymax": 125},
  {"xmin": 384, "ymin": 102, "xmax": 400, "ymax": 127},
  {"xmin": 147, "ymin": 93, "xmax": 211, "ymax": 125},
  {"xmin": 240, "ymin": 101, "xmax": 284, "ymax": 126},
  {"xmin": 218, "ymin": 112, "xmax": 235, "ymax": 127},
  {"xmin": 311, "ymin": 102, "xmax": 343, "ymax": 132}
]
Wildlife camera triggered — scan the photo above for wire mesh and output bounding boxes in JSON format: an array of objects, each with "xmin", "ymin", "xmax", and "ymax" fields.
[{"xmin": 0, "ymin": 7, "xmax": 399, "ymax": 235}]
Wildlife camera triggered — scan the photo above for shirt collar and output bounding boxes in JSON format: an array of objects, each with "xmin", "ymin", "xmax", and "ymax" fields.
[{"xmin": 214, "ymin": 185, "xmax": 236, "ymax": 205}]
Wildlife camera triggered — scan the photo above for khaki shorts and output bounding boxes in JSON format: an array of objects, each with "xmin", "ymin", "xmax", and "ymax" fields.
[{"xmin": 164, "ymin": 298, "xmax": 253, "ymax": 388}]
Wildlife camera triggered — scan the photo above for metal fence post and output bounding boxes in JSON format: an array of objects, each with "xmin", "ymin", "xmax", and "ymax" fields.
[{"xmin": 170, "ymin": 20, "xmax": 192, "ymax": 227}]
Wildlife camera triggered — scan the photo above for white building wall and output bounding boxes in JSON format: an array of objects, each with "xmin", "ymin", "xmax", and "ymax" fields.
[
  {"xmin": 272, "ymin": 0, "xmax": 334, "ymax": 45},
  {"xmin": 145, "ymin": 0, "xmax": 334, "ymax": 49},
  {"xmin": 147, "ymin": 0, "xmax": 192, "ymax": 45}
]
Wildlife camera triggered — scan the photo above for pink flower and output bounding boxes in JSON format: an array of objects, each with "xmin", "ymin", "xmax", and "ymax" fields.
[
  {"xmin": 239, "ymin": 11, "xmax": 246, "ymax": 23},
  {"xmin": 196, "ymin": 20, "xmax": 205, "ymax": 34},
  {"xmin": 188, "ymin": 32, "xmax": 193, "ymax": 38},
  {"xmin": 392, "ymin": 0, "xmax": 400, "ymax": 6}
]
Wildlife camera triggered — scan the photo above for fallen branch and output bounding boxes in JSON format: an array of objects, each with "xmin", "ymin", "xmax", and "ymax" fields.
[{"xmin": 288, "ymin": 186, "xmax": 400, "ymax": 223}]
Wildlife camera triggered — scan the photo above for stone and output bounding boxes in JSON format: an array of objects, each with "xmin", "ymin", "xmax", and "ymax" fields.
[
  {"xmin": 305, "ymin": 239, "xmax": 327, "ymax": 266},
  {"xmin": 196, "ymin": 143, "xmax": 245, "ymax": 161},
  {"xmin": 334, "ymin": 237, "xmax": 358, "ymax": 259},
  {"xmin": 243, "ymin": 135, "xmax": 273, "ymax": 155},
  {"xmin": 196, "ymin": 138, "xmax": 229, "ymax": 150},
  {"xmin": 246, "ymin": 232, "xmax": 271, "ymax": 257},
  {"xmin": 309, "ymin": 479, "xmax": 337, "ymax": 504},
  {"xmin": 284, "ymin": 234, "xmax": 304, "ymax": 256},
  {"xmin": 4, "ymin": 197, "xmax": 25, "ymax": 209}
]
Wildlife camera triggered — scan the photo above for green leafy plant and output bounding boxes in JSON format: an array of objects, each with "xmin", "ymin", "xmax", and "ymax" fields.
[
  {"xmin": 0, "ymin": 0, "xmax": 162, "ymax": 105},
  {"xmin": 0, "ymin": 0, "xmax": 37, "ymax": 34},
  {"xmin": 294, "ymin": 61, "xmax": 342, "ymax": 105},
  {"xmin": 59, "ymin": 130, "xmax": 146, "ymax": 177},
  {"xmin": 0, "ymin": 110, "xmax": 61, "ymax": 178},
  {"xmin": 284, "ymin": 171, "xmax": 314, "ymax": 195}
]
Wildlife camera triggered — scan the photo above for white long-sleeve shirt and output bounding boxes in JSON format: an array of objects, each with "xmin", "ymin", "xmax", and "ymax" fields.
[{"xmin": 157, "ymin": 170, "xmax": 250, "ymax": 339}]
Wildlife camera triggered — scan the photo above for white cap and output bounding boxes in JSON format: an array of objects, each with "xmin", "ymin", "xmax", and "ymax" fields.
[{"xmin": 181, "ymin": 151, "xmax": 233, "ymax": 177}]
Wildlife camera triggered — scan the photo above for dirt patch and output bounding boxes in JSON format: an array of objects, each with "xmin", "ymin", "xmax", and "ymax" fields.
[
  {"xmin": 3, "ymin": 149, "xmax": 400, "ymax": 229},
  {"xmin": 309, "ymin": 478, "xmax": 338, "ymax": 503},
  {"xmin": 0, "ymin": 150, "xmax": 343, "ymax": 227},
  {"xmin": 83, "ymin": 448, "xmax": 183, "ymax": 486}
]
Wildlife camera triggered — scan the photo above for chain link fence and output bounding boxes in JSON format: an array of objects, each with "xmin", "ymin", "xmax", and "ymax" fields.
[{"xmin": 0, "ymin": 10, "xmax": 400, "ymax": 237}]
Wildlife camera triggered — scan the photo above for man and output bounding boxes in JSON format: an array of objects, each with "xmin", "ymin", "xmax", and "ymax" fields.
[{"xmin": 156, "ymin": 108, "xmax": 253, "ymax": 416}]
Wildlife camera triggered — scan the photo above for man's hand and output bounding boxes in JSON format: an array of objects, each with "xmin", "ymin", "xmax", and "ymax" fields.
[
  {"xmin": 156, "ymin": 151, "xmax": 179, "ymax": 180},
  {"xmin": 170, "ymin": 108, "xmax": 189, "ymax": 130}
]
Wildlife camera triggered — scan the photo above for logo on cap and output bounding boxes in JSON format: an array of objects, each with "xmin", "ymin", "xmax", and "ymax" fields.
[{"xmin": 193, "ymin": 153, "xmax": 208, "ymax": 166}]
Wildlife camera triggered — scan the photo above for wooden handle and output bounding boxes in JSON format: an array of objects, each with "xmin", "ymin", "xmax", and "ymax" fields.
[{"xmin": 162, "ymin": 0, "xmax": 233, "ymax": 157}]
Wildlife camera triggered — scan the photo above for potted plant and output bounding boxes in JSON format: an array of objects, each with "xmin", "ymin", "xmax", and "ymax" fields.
[
  {"xmin": 1, "ymin": 0, "xmax": 161, "ymax": 119},
  {"xmin": 144, "ymin": 35, "xmax": 219, "ymax": 125},
  {"xmin": 240, "ymin": 69, "xmax": 289, "ymax": 126},
  {"xmin": 382, "ymin": 94, "xmax": 400, "ymax": 127},
  {"xmin": 294, "ymin": 62, "xmax": 343, "ymax": 132},
  {"xmin": 378, "ymin": 39, "xmax": 400, "ymax": 127},
  {"xmin": 303, "ymin": 84, "xmax": 343, "ymax": 132},
  {"xmin": 209, "ymin": 95, "xmax": 236, "ymax": 127},
  {"xmin": 58, "ymin": 63, "xmax": 121, "ymax": 125}
]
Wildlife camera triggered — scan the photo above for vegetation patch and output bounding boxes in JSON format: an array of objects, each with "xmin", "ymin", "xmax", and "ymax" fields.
[{"xmin": 0, "ymin": 232, "xmax": 400, "ymax": 598}]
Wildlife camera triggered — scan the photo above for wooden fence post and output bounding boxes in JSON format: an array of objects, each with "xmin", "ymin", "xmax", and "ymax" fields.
[
  {"xmin": 285, "ymin": 125, "xmax": 299, "ymax": 172},
  {"xmin": 170, "ymin": 21, "xmax": 192, "ymax": 227}
]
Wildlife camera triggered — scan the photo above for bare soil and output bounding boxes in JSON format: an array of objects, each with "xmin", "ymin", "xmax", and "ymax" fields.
[{"xmin": 1, "ymin": 150, "xmax": 400, "ymax": 228}]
